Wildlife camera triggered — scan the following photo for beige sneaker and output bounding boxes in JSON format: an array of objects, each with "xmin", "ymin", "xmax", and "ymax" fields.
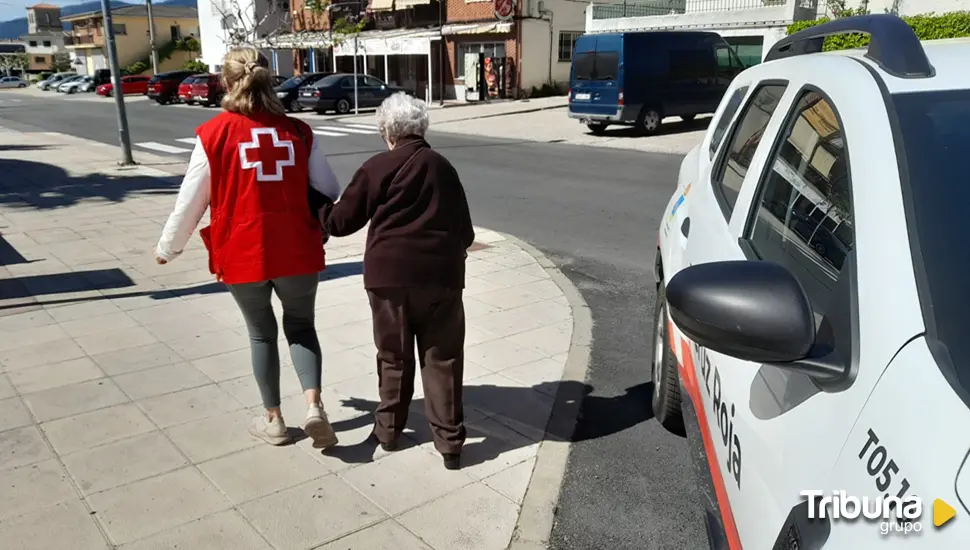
[
  {"xmin": 249, "ymin": 415, "xmax": 291, "ymax": 446},
  {"xmin": 304, "ymin": 405, "xmax": 338, "ymax": 449}
]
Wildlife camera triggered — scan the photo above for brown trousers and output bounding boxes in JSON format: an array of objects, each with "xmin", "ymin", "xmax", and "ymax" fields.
[{"xmin": 367, "ymin": 287, "xmax": 466, "ymax": 455}]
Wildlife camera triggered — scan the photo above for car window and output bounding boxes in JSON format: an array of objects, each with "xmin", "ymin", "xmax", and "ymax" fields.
[
  {"xmin": 341, "ymin": 77, "xmax": 354, "ymax": 88},
  {"xmin": 709, "ymin": 86, "xmax": 748, "ymax": 159},
  {"xmin": 669, "ymin": 48, "xmax": 714, "ymax": 80},
  {"xmin": 744, "ymin": 90, "xmax": 853, "ymax": 329},
  {"xmin": 364, "ymin": 76, "xmax": 383, "ymax": 87},
  {"xmin": 712, "ymin": 83, "xmax": 787, "ymax": 217},
  {"xmin": 891, "ymin": 89, "xmax": 970, "ymax": 403}
]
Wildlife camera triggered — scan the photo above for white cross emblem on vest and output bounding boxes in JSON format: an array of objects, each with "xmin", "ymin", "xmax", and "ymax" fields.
[{"xmin": 238, "ymin": 127, "xmax": 296, "ymax": 182}]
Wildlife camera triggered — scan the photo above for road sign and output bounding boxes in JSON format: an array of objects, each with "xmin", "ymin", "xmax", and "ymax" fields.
[{"xmin": 494, "ymin": 0, "xmax": 514, "ymax": 20}]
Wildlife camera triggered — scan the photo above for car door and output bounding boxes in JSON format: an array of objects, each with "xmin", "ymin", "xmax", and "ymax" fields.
[
  {"xmin": 364, "ymin": 75, "xmax": 390, "ymax": 105},
  {"xmin": 676, "ymin": 56, "xmax": 917, "ymax": 549},
  {"xmin": 0, "ymin": 77, "xmax": 12, "ymax": 89}
]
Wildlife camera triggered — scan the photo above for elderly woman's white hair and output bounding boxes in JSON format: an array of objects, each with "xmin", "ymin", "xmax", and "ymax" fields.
[{"xmin": 377, "ymin": 92, "xmax": 430, "ymax": 142}]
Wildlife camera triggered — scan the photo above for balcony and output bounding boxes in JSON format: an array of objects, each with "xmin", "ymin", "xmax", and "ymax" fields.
[
  {"xmin": 67, "ymin": 33, "xmax": 104, "ymax": 47},
  {"xmin": 587, "ymin": 0, "xmax": 825, "ymax": 32}
]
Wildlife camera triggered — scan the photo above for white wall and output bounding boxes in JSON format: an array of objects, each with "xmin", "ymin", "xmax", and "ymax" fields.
[
  {"xmin": 846, "ymin": 0, "xmax": 970, "ymax": 15},
  {"xmin": 199, "ymin": 0, "xmax": 292, "ymax": 73},
  {"xmin": 519, "ymin": 0, "xmax": 591, "ymax": 89}
]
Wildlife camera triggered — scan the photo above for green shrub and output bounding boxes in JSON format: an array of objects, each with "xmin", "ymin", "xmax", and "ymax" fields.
[
  {"xmin": 125, "ymin": 61, "xmax": 149, "ymax": 75},
  {"xmin": 184, "ymin": 60, "xmax": 208, "ymax": 72},
  {"xmin": 787, "ymin": 11, "xmax": 970, "ymax": 50},
  {"xmin": 527, "ymin": 81, "xmax": 567, "ymax": 98}
]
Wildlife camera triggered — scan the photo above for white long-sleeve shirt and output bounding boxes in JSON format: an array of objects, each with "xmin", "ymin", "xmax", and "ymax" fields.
[{"xmin": 155, "ymin": 134, "xmax": 342, "ymax": 262}]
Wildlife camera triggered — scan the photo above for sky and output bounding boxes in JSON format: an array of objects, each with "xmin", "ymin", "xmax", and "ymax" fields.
[{"xmin": 0, "ymin": 0, "xmax": 74, "ymax": 23}]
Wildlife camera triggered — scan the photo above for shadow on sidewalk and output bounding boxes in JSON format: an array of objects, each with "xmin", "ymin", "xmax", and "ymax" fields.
[
  {"xmin": 0, "ymin": 261, "xmax": 364, "ymax": 312},
  {"xmin": 586, "ymin": 116, "xmax": 712, "ymax": 138},
  {"xmin": 0, "ymin": 157, "xmax": 179, "ymax": 210},
  {"xmin": 320, "ymin": 381, "xmax": 654, "ymax": 468}
]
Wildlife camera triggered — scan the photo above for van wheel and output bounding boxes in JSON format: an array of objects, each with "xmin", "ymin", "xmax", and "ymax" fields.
[
  {"xmin": 652, "ymin": 281, "xmax": 685, "ymax": 436},
  {"xmin": 681, "ymin": 114, "xmax": 696, "ymax": 122},
  {"xmin": 637, "ymin": 107, "xmax": 662, "ymax": 135},
  {"xmin": 587, "ymin": 122, "xmax": 608, "ymax": 135}
]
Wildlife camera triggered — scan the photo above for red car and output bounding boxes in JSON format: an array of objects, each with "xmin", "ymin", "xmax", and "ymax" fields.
[
  {"xmin": 96, "ymin": 75, "xmax": 151, "ymax": 97},
  {"xmin": 190, "ymin": 73, "xmax": 225, "ymax": 107},
  {"xmin": 177, "ymin": 75, "xmax": 200, "ymax": 104}
]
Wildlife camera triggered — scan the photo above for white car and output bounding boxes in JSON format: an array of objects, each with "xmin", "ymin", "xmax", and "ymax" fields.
[
  {"xmin": 59, "ymin": 75, "xmax": 92, "ymax": 94},
  {"xmin": 0, "ymin": 76, "xmax": 28, "ymax": 89},
  {"xmin": 38, "ymin": 72, "xmax": 75, "ymax": 91},
  {"xmin": 653, "ymin": 14, "xmax": 970, "ymax": 549},
  {"xmin": 56, "ymin": 75, "xmax": 84, "ymax": 93}
]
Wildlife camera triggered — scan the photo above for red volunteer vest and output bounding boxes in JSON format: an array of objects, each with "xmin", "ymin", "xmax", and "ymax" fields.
[{"xmin": 197, "ymin": 111, "xmax": 325, "ymax": 285}]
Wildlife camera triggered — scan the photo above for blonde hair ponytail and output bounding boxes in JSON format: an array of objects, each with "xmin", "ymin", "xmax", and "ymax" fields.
[{"xmin": 221, "ymin": 47, "xmax": 285, "ymax": 117}]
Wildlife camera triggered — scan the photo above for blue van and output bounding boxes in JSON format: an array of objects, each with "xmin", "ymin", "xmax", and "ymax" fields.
[{"xmin": 568, "ymin": 31, "xmax": 746, "ymax": 135}]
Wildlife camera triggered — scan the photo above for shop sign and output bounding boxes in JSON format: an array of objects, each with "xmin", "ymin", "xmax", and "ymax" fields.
[{"xmin": 494, "ymin": 0, "xmax": 514, "ymax": 21}]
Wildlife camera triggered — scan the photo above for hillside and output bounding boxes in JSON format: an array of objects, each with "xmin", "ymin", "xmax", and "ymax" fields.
[{"xmin": 0, "ymin": 0, "xmax": 197, "ymax": 40}]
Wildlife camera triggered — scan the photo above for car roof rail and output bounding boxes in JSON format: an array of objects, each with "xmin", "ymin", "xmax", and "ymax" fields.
[{"xmin": 764, "ymin": 13, "xmax": 934, "ymax": 79}]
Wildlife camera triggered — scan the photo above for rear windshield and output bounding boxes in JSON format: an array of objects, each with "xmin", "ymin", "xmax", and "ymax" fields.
[
  {"xmin": 892, "ymin": 89, "xmax": 970, "ymax": 402},
  {"xmin": 572, "ymin": 52, "xmax": 619, "ymax": 81},
  {"xmin": 194, "ymin": 75, "xmax": 210, "ymax": 83}
]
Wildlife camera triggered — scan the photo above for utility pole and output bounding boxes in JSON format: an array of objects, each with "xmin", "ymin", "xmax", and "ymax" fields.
[
  {"xmin": 100, "ymin": 0, "xmax": 134, "ymax": 165},
  {"xmin": 437, "ymin": 0, "xmax": 444, "ymax": 106},
  {"xmin": 145, "ymin": 0, "xmax": 159, "ymax": 74},
  {"xmin": 352, "ymin": 33, "xmax": 359, "ymax": 115}
]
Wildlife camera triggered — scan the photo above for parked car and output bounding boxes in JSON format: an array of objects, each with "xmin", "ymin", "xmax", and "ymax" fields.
[
  {"xmin": 0, "ymin": 76, "xmax": 28, "ymax": 89},
  {"xmin": 147, "ymin": 70, "xmax": 198, "ymax": 104},
  {"xmin": 298, "ymin": 73, "xmax": 411, "ymax": 114},
  {"xmin": 189, "ymin": 73, "xmax": 225, "ymax": 107},
  {"xmin": 275, "ymin": 72, "xmax": 330, "ymax": 112},
  {"xmin": 91, "ymin": 68, "xmax": 113, "ymax": 88},
  {"xmin": 38, "ymin": 72, "xmax": 76, "ymax": 91},
  {"xmin": 56, "ymin": 75, "xmax": 85, "ymax": 92},
  {"xmin": 653, "ymin": 14, "xmax": 970, "ymax": 549},
  {"xmin": 567, "ymin": 31, "xmax": 746, "ymax": 135},
  {"xmin": 59, "ymin": 75, "xmax": 93, "ymax": 94},
  {"xmin": 96, "ymin": 75, "xmax": 151, "ymax": 97},
  {"xmin": 177, "ymin": 75, "xmax": 200, "ymax": 104}
]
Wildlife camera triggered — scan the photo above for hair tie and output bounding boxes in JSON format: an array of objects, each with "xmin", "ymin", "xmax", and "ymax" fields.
[{"xmin": 245, "ymin": 61, "xmax": 259, "ymax": 73}]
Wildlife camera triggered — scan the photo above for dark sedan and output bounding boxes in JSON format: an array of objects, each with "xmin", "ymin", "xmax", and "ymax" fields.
[
  {"xmin": 297, "ymin": 73, "xmax": 412, "ymax": 115},
  {"xmin": 275, "ymin": 72, "xmax": 330, "ymax": 112}
]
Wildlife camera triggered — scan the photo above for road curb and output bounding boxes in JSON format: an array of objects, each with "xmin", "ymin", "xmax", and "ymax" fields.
[{"xmin": 498, "ymin": 234, "xmax": 592, "ymax": 550}]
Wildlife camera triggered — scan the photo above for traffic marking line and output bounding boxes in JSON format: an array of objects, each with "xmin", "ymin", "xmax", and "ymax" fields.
[
  {"xmin": 135, "ymin": 141, "xmax": 193, "ymax": 154},
  {"xmin": 313, "ymin": 129, "xmax": 347, "ymax": 137},
  {"xmin": 175, "ymin": 137, "xmax": 197, "ymax": 145},
  {"xmin": 317, "ymin": 125, "xmax": 374, "ymax": 134}
]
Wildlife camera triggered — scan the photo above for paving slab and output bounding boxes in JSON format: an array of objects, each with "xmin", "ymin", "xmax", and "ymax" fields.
[{"xmin": 0, "ymin": 125, "xmax": 591, "ymax": 550}]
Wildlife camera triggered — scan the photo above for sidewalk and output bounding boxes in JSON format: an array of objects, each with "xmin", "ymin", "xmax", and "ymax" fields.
[{"xmin": 0, "ymin": 127, "xmax": 589, "ymax": 549}]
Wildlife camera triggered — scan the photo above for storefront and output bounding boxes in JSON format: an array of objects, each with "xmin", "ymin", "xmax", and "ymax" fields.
[
  {"xmin": 332, "ymin": 28, "xmax": 441, "ymax": 103},
  {"xmin": 441, "ymin": 21, "xmax": 515, "ymax": 101}
]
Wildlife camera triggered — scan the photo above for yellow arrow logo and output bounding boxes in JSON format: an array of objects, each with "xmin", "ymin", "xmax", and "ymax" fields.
[{"xmin": 934, "ymin": 498, "xmax": 956, "ymax": 527}]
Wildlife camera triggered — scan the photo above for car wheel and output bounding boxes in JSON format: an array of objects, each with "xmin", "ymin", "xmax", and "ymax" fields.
[
  {"xmin": 587, "ymin": 122, "xmax": 608, "ymax": 135},
  {"xmin": 637, "ymin": 107, "xmax": 663, "ymax": 136},
  {"xmin": 292, "ymin": 99, "xmax": 305, "ymax": 113},
  {"xmin": 652, "ymin": 281, "xmax": 685, "ymax": 436},
  {"xmin": 336, "ymin": 98, "xmax": 351, "ymax": 115},
  {"xmin": 18, "ymin": 83, "xmax": 26, "ymax": 88}
]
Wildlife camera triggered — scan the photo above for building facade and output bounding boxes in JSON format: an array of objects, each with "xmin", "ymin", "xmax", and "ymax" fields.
[
  {"xmin": 63, "ymin": 6, "xmax": 201, "ymax": 76},
  {"xmin": 20, "ymin": 4, "xmax": 68, "ymax": 74},
  {"xmin": 197, "ymin": 0, "xmax": 294, "ymax": 75}
]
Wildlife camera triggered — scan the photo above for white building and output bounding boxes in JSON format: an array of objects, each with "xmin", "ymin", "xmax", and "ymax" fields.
[
  {"xmin": 585, "ymin": 0, "xmax": 970, "ymax": 64},
  {"xmin": 198, "ymin": 0, "xmax": 294, "ymax": 75},
  {"xmin": 20, "ymin": 4, "xmax": 68, "ymax": 74}
]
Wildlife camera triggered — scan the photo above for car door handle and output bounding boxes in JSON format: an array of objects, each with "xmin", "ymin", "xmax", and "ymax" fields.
[{"xmin": 681, "ymin": 217, "xmax": 690, "ymax": 238}]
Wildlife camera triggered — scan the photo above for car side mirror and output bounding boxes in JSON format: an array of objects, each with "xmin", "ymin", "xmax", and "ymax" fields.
[{"xmin": 666, "ymin": 261, "xmax": 840, "ymax": 379}]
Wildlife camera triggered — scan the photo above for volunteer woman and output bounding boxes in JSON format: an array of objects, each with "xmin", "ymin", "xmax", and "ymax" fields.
[{"xmin": 154, "ymin": 47, "xmax": 341, "ymax": 450}]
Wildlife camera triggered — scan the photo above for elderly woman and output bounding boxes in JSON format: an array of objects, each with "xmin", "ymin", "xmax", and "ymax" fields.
[{"xmin": 322, "ymin": 92, "xmax": 474, "ymax": 470}]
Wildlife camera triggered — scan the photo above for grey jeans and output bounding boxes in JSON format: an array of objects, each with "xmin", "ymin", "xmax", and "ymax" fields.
[{"xmin": 227, "ymin": 273, "xmax": 321, "ymax": 408}]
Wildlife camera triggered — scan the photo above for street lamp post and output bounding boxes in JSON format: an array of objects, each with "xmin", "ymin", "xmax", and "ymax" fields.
[
  {"xmin": 352, "ymin": 33, "xmax": 359, "ymax": 115},
  {"xmin": 100, "ymin": 0, "xmax": 134, "ymax": 165},
  {"xmin": 145, "ymin": 0, "xmax": 159, "ymax": 74}
]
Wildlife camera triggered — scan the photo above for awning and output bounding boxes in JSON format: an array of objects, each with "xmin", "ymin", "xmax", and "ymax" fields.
[
  {"xmin": 441, "ymin": 22, "xmax": 513, "ymax": 35},
  {"xmin": 396, "ymin": 0, "xmax": 431, "ymax": 6},
  {"xmin": 370, "ymin": 0, "xmax": 394, "ymax": 11}
]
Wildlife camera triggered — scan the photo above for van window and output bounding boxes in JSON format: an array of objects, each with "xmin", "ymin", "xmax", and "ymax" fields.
[{"xmin": 573, "ymin": 51, "xmax": 619, "ymax": 81}]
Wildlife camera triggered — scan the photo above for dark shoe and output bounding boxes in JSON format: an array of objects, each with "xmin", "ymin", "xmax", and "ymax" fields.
[
  {"xmin": 442, "ymin": 453, "xmax": 461, "ymax": 470},
  {"xmin": 369, "ymin": 432, "xmax": 398, "ymax": 452}
]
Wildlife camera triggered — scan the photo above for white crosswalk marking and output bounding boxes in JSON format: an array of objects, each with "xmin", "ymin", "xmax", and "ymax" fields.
[
  {"xmin": 313, "ymin": 129, "xmax": 347, "ymax": 137},
  {"xmin": 317, "ymin": 125, "xmax": 374, "ymax": 135},
  {"xmin": 135, "ymin": 141, "xmax": 193, "ymax": 154},
  {"xmin": 175, "ymin": 137, "xmax": 197, "ymax": 145},
  {"xmin": 342, "ymin": 123, "xmax": 377, "ymax": 130}
]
